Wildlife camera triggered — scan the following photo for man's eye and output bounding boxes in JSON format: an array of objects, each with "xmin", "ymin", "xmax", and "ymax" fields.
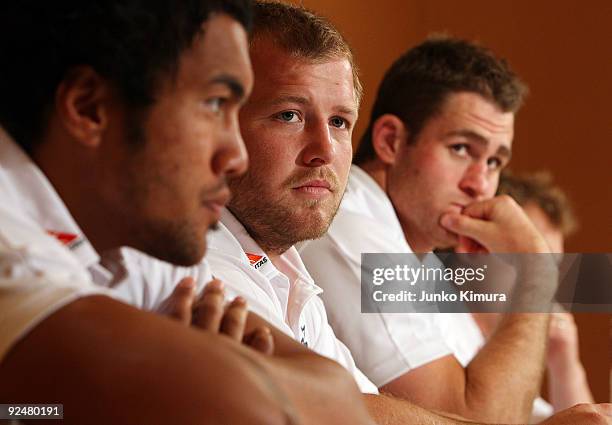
[
  {"xmin": 487, "ymin": 157, "xmax": 503, "ymax": 170},
  {"xmin": 204, "ymin": 97, "xmax": 226, "ymax": 113},
  {"xmin": 330, "ymin": 116, "xmax": 347, "ymax": 129},
  {"xmin": 276, "ymin": 111, "xmax": 300, "ymax": 122},
  {"xmin": 450, "ymin": 144, "xmax": 469, "ymax": 156}
]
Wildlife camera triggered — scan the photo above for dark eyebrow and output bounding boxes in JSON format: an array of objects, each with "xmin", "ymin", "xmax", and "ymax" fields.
[
  {"xmin": 445, "ymin": 129, "xmax": 512, "ymax": 159},
  {"xmin": 210, "ymin": 74, "xmax": 245, "ymax": 100}
]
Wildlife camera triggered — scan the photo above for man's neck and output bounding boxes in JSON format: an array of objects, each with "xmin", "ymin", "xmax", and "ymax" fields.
[
  {"xmin": 33, "ymin": 137, "xmax": 122, "ymax": 255},
  {"xmin": 360, "ymin": 161, "xmax": 434, "ymax": 254},
  {"xmin": 229, "ymin": 209, "xmax": 290, "ymax": 265},
  {"xmin": 400, "ymin": 220, "xmax": 434, "ymax": 254}
]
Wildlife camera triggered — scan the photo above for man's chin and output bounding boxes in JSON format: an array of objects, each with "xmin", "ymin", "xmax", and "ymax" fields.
[{"xmin": 291, "ymin": 213, "xmax": 334, "ymax": 242}]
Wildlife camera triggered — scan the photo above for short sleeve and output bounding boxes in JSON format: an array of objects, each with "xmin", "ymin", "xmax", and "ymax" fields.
[{"xmin": 0, "ymin": 209, "xmax": 111, "ymax": 361}]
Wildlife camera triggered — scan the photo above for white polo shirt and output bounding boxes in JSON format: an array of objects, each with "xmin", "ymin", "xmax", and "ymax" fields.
[
  {"xmin": 0, "ymin": 129, "xmax": 113, "ymax": 362},
  {"xmin": 206, "ymin": 209, "xmax": 379, "ymax": 394},
  {"xmin": 299, "ymin": 165, "xmax": 553, "ymax": 419},
  {"xmin": 299, "ymin": 165, "xmax": 477, "ymax": 386},
  {"xmin": 103, "ymin": 246, "xmax": 214, "ymax": 310}
]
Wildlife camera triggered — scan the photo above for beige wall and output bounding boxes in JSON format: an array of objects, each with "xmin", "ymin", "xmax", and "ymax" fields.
[{"xmin": 290, "ymin": 0, "xmax": 612, "ymax": 402}]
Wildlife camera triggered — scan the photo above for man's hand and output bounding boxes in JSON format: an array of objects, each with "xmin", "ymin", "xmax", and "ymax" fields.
[
  {"xmin": 440, "ymin": 195, "xmax": 550, "ymax": 253},
  {"xmin": 540, "ymin": 403, "xmax": 612, "ymax": 424},
  {"xmin": 158, "ymin": 277, "xmax": 274, "ymax": 354}
]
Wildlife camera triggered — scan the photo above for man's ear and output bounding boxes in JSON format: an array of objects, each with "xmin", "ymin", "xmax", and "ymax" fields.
[
  {"xmin": 55, "ymin": 66, "xmax": 111, "ymax": 148},
  {"xmin": 371, "ymin": 114, "xmax": 409, "ymax": 165}
]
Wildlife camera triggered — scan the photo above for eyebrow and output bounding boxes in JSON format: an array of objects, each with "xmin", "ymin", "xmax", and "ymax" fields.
[
  {"xmin": 445, "ymin": 129, "xmax": 512, "ymax": 159},
  {"xmin": 270, "ymin": 95, "xmax": 309, "ymax": 107},
  {"xmin": 210, "ymin": 74, "xmax": 245, "ymax": 100},
  {"xmin": 269, "ymin": 95, "xmax": 358, "ymax": 117}
]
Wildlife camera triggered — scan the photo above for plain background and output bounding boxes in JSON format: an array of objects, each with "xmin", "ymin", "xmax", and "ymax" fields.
[{"xmin": 288, "ymin": 0, "xmax": 612, "ymax": 402}]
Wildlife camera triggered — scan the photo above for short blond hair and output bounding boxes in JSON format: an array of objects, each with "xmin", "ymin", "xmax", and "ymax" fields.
[{"xmin": 251, "ymin": 1, "xmax": 362, "ymax": 103}]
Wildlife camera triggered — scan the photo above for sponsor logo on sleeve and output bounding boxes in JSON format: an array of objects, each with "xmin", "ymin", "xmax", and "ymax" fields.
[{"xmin": 46, "ymin": 230, "xmax": 84, "ymax": 250}]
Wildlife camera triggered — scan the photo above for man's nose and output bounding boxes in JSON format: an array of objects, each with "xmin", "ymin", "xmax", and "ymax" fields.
[
  {"xmin": 301, "ymin": 120, "xmax": 334, "ymax": 167},
  {"xmin": 459, "ymin": 162, "xmax": 490, "ymax": 199},
  {"xmin": 214, "ymin": 115, "xmax": 248, "ymax": 179}
]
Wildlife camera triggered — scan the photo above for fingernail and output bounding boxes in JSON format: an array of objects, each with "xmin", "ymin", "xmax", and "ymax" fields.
[
  {"xmin": 179, "ymin": 278, "xmax": 195, "ymax": 290},
  {"xmin": 233, "ymin": 296, "xmax": 246, "ymax": 305},
  {"xmin": 206, "ymin": 279, "xmax": 224, "ymax": 292}
]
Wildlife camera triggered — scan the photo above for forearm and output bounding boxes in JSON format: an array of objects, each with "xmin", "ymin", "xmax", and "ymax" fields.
[
  {"xmin": 0, "ymin": 296, "xmax": 298, "ymax": 425},
  {"xmin": 547, "ymin": 355, "xmax": 594, "ymax": 411},
  {"xmin": 245, "ymin": 312, "xmax": 375, "ymax": 424},
  {"xmin": 364, "ymin": 393, "xmax": 478, "ymax": 425},
  {"xmin": 461, "ymin": 255, "xmax": 557, "ymax": 422},
  {"xmin": 464, "ymin": 313, "xmax": 550, "ymax": 423}
]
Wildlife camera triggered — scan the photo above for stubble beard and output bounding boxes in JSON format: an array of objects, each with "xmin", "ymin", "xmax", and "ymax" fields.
[{"xmin": 227, "ymin": 178, "xmax": 344, "ymax": 256}]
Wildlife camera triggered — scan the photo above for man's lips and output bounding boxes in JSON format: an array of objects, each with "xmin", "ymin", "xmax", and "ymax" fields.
[
  {"xmin": 292, "ymin": 179, "xmax": 332, "ymax": 195},
  {"xmin": 203, "ymin": 189, "xmax": 231, "ymax": 216}
]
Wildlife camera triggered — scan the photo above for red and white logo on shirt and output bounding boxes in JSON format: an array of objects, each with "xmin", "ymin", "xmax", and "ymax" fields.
[
  {"xmin": 46, "ymin": 230, "xmax": 83, "ymax": 250},
  {"xmin": 246, "ymin": 253, "xmax": 268, "ymax": 270}
]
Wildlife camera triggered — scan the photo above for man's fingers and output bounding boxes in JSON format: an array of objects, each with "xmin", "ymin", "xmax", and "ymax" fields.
[
  {"xmin": 440, "ymin": 212, "xmax": 494, "ymax": 249},
  {"xmin": 192, "ymin": 279, "xmax": 225, "ymax": 331},
  {"xmin": 220, "ymin": 297, "xmax": 248, "ymax": 341},
  {"xmin": 245, "ymin": 327, "xmax": 274, "ymax": 355},
  {"xmin": 455, "ymin": 235, "xmax": 487, "ymax": 254},
  {"xmin": 160, "ymin": 277, "xmax": 196, "ymax": 325}
]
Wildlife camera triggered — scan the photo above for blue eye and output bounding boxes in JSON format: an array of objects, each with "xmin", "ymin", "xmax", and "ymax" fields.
[
  {"xmin": 330, "ymin": 116, "xmax": 347, "ymax": 129},
  {"xmin": 276, "ymin": 111, "xmax": 300, "ymax": 123}
]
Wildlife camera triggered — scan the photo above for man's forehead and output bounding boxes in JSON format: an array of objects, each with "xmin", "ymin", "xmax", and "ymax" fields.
[
  {"xmin": 439, "ymin": 92, "xmax": 514, "ymax": 127},
  {"xmin": 185, "ymin": 16, "xmax": 252, "ymax": 82},
  {"xmin": 250, "ymin": 38, "xmax": 354, "ymax": 94},
  {"xmin": 434, "ymin": 92, "xmax": 515, "ymax": 146},
  {"xmin": 248, "ymin": 48, "xmax": 357, "ymax": 110}
]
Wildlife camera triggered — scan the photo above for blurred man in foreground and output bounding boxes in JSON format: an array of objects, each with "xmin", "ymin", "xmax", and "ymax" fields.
[{"xmin": 0, "ymin": 2, "xmax": 374, "ymax": 424}]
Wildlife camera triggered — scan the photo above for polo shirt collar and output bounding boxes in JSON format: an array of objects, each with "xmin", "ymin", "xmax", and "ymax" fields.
[
  {"xmin": 0, "ymin": 128, "xmax": 111, "ymax": 283},
  {"xmin": 218, "ymin": 209, "xmax": 319, "ymax": 286}
]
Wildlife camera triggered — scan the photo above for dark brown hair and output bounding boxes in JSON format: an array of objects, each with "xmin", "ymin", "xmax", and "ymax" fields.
[
  {"xmin": 0, "ymin": 0, "xmax": 252, "ymax": 153},
  {"xmin": 354, "ymin": 36, "xmax": 527, "ymax": 164}
]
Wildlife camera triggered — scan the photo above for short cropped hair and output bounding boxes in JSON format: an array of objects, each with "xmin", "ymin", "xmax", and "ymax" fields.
[
  {"xmin": 251, "ymin": 1, "xmax": 362, "ymax": 103},
  {"xmin": 0, "ymin": 0, "xmax": 252, "ymax": 153},
  {"xmin": 498, "ymin": 170, "xmax": 578, "ymax": 236},
  {"xmin": 354, "ymin": 36, "xmax": 527, "ymax": 164}
]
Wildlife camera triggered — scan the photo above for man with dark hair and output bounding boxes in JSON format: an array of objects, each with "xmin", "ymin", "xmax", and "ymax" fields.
[
  {"xmin": 0, "ymin": 2, "xmax": 375, "ymax": 424},
  {"xmin": 299, "ymin": 37, "xmax": 572, "ymax": 423},
  {"xmin": 353, "ymin": 36, "xmax": 526, "ymax": 166}
]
